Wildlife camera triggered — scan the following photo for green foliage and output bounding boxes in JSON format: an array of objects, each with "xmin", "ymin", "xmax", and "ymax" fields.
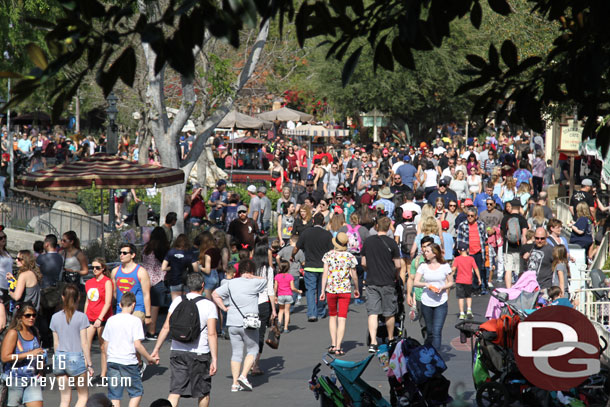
[
  {"xmin": 76, "ymin": 187, "xmax": 111, "ymax": 215},
  {"xmin": 83, "ymin": 230, "xmax": 123, "ymax": 263}
]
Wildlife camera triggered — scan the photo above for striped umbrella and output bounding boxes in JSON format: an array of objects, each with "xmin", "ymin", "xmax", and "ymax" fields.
[
  {"xmin": 16, "ymin": 154, "xmax": 184, "ymax": 191},
  {"xmin": 15, "ymin": 154, "xmax": 184, "ymax": 257}
]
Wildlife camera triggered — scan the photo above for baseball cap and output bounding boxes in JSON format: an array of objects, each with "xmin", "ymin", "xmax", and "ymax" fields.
[
  {"xmin": 237, "ymin": 205, "xmax": 248, "ymax": 212},
  {"xmin": 402, "ymin": 210, "xmax": 413, "ymax": 220},
  {"xmin": 257, "ymin": 186, "xmax": 267, "ymax": 194},
  {"xmin": 457, "ymin": 242, "xmax": 469, "ymax": 252},
  {"xmin": 439, "ymin": 178, "xmax": 448, "ymax": 187},
  {"xmin": 441, "ymin": 220, "xmax": 449, "ymax": 230},
  {"xmin": 510, "ymin": 199, "xmax": 521, "ymax": 207},
  {"xmin": 216, "ymin": 179, "xmax": 226, "ymax": 187},
  {"xmin": 582, "ymin": 179, "xmax": 593, "ymax": 186},
  {"xmin": 247, "ymin": 185, "xmax": 257, "ymax": 194},
  {"xmin": 404, "ymin": 155, "xmax": 411, "ymax": 162},
  {"xmin": 463, "ymin": 198, "xmax": 474, "ymax": 207}
]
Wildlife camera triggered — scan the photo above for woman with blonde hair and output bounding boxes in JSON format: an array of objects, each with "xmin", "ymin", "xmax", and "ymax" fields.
[
  {"xmin": 411, "ymin": 216, "xmax": 442, "ymax": 258},
  {"xmin": 51, "ymin": 284, "xmax": 93, "ymax": 407},
  {"xmin": 417, "ymin": 203, "xmax": 441, "ymax": 234},
  {"xmin": 328, "ymin": 211, "xmax": 346, "ymax": 237},
  {"xmin": 570, "ymin": 202, "xmax": 597, "ymax": 260},
  {"xmin": 517, "ymin": 182, "xmax": 531, "ymax": 210},
  {"xmin": 491, "ymin": 170, "xmax": 503, "ymax": 197},
  {"xmin": 7, "ymin": 251, "xmax": 42, "ymax": 311},
  {"xmin": 528, "ymin": 205, "xmax": 547, "ymax": 230},
  {"xmin": 501, "ymin": 176, "xmax": 517, "ymax": 203}
]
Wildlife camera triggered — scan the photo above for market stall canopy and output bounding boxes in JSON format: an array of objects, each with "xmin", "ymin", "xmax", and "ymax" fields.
[
  {"xmin": 257, "ymin": 107, "xmax": 313, "ymax": 122},
  {"xmin": 580, "ymin": 139, "xmax": 610, "ymax": 184},
  {"xmin": 12, "ymin": 112, "xmax": 51, "ymax": 124},
  {"xmin": 230, "ymin": 136, "xmax": 266, "ymax": 145},
  {"xmin": 283, "ymin": 124, "xmax": 350, "ymax": 138},
  {"xmin": 15, "ymin": 154, "xmax": 185, "ymax": 191},
  {"xmin": 218, "ymin": 110, "xmax": 273, "ymax": 130}
]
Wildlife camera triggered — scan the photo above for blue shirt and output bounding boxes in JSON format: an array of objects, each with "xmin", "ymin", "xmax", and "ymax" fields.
[
  {"xmin": 442, "ymin": 232, "xmax": 454, "ymax": 260},
  {"xmin": 395, "ymin": 163, "xmax": 417, "ymax": 189},
  {"xmin": 372, "ymin": 198, "xmax": 395, "ymax": 220},
  {"xmin": 473, "ymin": 192, "xmax": 504, "ymax": 214}
]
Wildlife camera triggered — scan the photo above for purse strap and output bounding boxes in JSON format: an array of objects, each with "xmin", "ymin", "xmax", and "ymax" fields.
[{"xmin": 227, "ymin": 283, "xmax": 246, "ymax": 319}]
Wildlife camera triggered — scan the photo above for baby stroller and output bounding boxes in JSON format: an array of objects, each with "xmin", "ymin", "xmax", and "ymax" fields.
[
  {"xmin": 384, "ymin": 336, "xmax": 452, "ymax": 406},
  {"xmin": 367, "ymin": 279, "xmax": 406, "ymax": 346}
]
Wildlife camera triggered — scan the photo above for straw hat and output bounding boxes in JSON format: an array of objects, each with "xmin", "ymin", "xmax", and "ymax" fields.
[{"xmin": 332, "ymin": 232, "xmax": 349, "ymax": 251}]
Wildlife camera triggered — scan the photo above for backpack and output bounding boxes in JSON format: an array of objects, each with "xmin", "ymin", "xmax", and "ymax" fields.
[
  {"xmin": 346, "ymin": 224, "xmax": 363, "ymax": 254},
  {"xmin": 401, "ymin": 223, "xmax": 417, "ymax": 256},
  {"xmin": 169, "ymin": 295, "xmax": 205, "ymax": 343},
  {"xmin": 506, "ymin": 216, "xmax": 521, "ymax": 245}
]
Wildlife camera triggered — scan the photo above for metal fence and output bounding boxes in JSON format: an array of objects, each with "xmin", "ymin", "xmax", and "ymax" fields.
[
  {"xmin": 0, "ymin": 199, "xmax": 103, "ymax": 244},
  {"xmin": 555, "ymin": 196, "xmax": 572, "ymax": 234}
]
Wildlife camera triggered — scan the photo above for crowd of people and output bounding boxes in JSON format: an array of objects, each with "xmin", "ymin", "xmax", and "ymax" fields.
[{"xmin": 0, "ymin": 122, "xmax": 608, "ymax": 406}]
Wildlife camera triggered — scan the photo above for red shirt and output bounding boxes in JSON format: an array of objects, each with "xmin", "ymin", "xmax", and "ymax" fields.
[
  {"xmin": 296, "ymin": 149, "xmax": 308, "ymax": 167},
  {"xmin": 453, "ymin": 255, "xmax": 478, "ymax": 285},
  {"xmin": 85, "ymin": 275, "xmax": 113, "ymax": 322},
  {"xmin": 190, "ymin": 195, "xmax": 207, "ymax": 218},
  {"xmin": 468, "ymin": 222, "xmax": 482, "ymax": 255}
]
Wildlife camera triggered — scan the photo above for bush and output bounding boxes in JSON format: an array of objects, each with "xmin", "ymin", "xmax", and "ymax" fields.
[
  {"xmin": 77, "ymin": 187, "xmax": 111, "ymax": 215},
  {"xmin": 83, "ymin": 230, "xmax": 124, "ymax": 263}
]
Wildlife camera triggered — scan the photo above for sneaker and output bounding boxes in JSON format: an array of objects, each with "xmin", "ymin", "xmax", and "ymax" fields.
[
  {"xmin": 139, "ymin": 361, "xmax": 147, "ymax": 378},
  {"xmin": 467, "ymin": 311, "xmax": 474, "ymax": 320},
  {"xmin": 488, "ymin": 281, "xmax": 494, "ymax": 288},
  {"xmin": 145, "ymin": 332, "xmax": 158, "ymax": 341},
  {"xmin": 231, "ymin": 384, "xmax": 242, "ymax": 392},
  {"xmin": 308, "ymin": 317, "xmax": 318, "ymax": 322},
  {"xmin": 459, "ymin": 312, "xmax": 466, "ymax": 320},
  {"xmin": 237, "ymin": 375, "xmax": 252, "ymax": 391},
  {"xmin": 368, "ymin": 344, "xmax": 378, "ymax": 353}
]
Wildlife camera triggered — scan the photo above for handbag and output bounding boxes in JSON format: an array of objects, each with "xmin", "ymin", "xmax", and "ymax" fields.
[
  {"xmin": 40, "ymin": 284, "xmax": 63, "ymax": 309},
  {"xmin": 265, "ymin": 318, "xmax": 281, "ymax": 349},
  {"xmin": 228, "ymin": 285, "xmax": 260, "ymax": 330}
]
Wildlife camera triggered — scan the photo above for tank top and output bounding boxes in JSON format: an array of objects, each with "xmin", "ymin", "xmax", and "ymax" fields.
[
  {"xmin": 23, "ymin": 285, "xmax": 41, "ymax": 311},
  {"xmin": 115, "ymin": 264, "xmax": 144, "ymax": 313},
  {"xmin": 85, "ymin": 275, "xmax": 113, "ymax": 322},
  {"xmin": 424, "ymin": 169, "xmax": 438, "ymax": 187},
  {"xmin": 0, "ymin": 252, "xmax": 12, "ymax": 290},
  {"xmin": 3, "ymin": 331, "xmax": 40, "ymax": 378},
  {"xmin": 141, "ymin": 252, "xmax": 164, "ymax": 286},
  {"xmin": 63, "ymin": 251, "xmax": 82, "ymax": 279}
]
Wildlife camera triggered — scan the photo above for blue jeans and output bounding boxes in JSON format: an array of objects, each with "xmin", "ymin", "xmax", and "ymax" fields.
[
  {"xmin": 304, "ymin": 271, "xmax": 326, "ymax": 319},
  {"xmin": 420, "ymin": 302, "xmax": 448, "ymax": 352},
  {"xmin": 471, "ymin": 252, "xmax": 487, "ymax": 291},
  {"xmin": 0, "ymin": 176, "xmax": 5, "ymax": 201}
]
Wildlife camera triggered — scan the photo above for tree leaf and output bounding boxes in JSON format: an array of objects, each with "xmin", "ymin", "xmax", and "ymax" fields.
[
  {"xmin": 488, "ymin": 0, "xmax": 511, "ymax": 16},
  {"xmin": 25, "ymin": 44, "xmax": 49, "ymax": 70},
  {"xmin": 500, "ymin": 40, "xmax": 518, "ymax": 68},
  {"xmin": 466, "ymin": 54, "xmax": 486, "ymax": 69},
  {"xmin": 342, "ymin": 46, "xmax": 363, "ymax": 87},
  {"xmin": 392, "ymin": 37, "xmax": 415, "ymax": 70},
  {"xmin": 470, "ymin": 1, "xmax": 482, "ymax": 29},
  {"xmin": 116, "ymin": 47, "xmax": 136, "ymax": 87},
  {"xmin": 488, "ymin": 44, "xmax": 499, "ymax": 68},
  {"xmin": 374, "ymin": 36, "xmax": 394, "ymax": 72}
]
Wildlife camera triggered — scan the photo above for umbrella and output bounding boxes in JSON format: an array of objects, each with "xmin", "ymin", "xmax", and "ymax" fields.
[
  {"xmin": 230, "ymin": 136, "xmax": 266, "ymax": 145},
  {"xmin": 257, "ymin": 106, "xmax": 313, "ymax": 122},
  {"xmin": 16, "ymin": 154, "xmax": 185, "ymax": 256},
  {"xmin": 218, "ymin": 110, "xmax": 273, "ymax": 130}
]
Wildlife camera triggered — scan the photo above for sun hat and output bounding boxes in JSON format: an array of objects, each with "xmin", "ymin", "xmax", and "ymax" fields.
[
  {"xmin": 332, "ymin": 232, "xmax": 349, "ymax": 251},
  {"xmin": 378, "ymin": 187, "xmax": 394, "ymax": 199}
]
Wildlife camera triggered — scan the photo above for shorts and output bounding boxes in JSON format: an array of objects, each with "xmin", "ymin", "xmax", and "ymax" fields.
[
  {"xmin": 455, "ymin": 283, "xmax": 473, "ymax": 299},
  {"xmin": 203, "ymin": 269, "xmax": 219, "ymax": 291},
  {"xmin": 504, "ymin": 251, "xmax": 520, "ymax": 274},
  {"xmin": 150, "ymin": 281, "xmax": 167, "ymax": 307},
  {"xmin": 169, "ymin": 350, "xmax": 212, "ymax": 398},
  {"xmin": 170, "ymin": 284, "xmax": 184, "ymax": 292},
  {"xmin": 107, "ymin": 362, "xmax": 143, "ymax": 400},
  {"xmin": 88, "ymin": 319, "xmax": 107, "ymax": 327},
  {"xmin": 327, "ymin": 293, "xmax": 351, "ymax": 318},
  {"xmin": 366, "ymin": 285, "xmax": 398, "ymax": 317},
  {"xmin": 114, "ymin": 196, "xmax": 125, "ymax": 204},
  {"xmin": 277, "ymin": 295, "xmax": 294, "ymax": 305},
  {"xmin": 132, "ymin": 311, "xmax": 145, "ymax": 324},
  {"xmin": 3, "ymin": 376, "xmax": 43, "ymax": 406},
  {"xmin": 300, "ymin": 167, "xmax": 308, "ymax": 181},
  {"xmin": 53, "ymin": 351, "xmax": 87, "ymax": 376}
]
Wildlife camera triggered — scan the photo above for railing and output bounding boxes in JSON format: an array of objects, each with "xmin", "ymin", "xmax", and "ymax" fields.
[
  {"xmin": 0, "ymin": 198, "xmax": 102, "ymax": 245},
  {"xmin": 591, "ymin": 231, "xmax": 610, "ymax": 271},
  {"xmin": 575, "ymin": 287, "xmax": 610, "ymax": 329},
  {"xmin": 555, "ymin": 196, "xmax": 572, "ymax": 234}
]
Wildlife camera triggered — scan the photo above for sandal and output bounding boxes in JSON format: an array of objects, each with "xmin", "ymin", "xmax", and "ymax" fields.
[
  {"xmin": 327, "ymin": 345, "xmax": 336, "ymax": 354},
  {"xmin": 335, "ymin": 348, "xmax": 345, "ymax": 356}
]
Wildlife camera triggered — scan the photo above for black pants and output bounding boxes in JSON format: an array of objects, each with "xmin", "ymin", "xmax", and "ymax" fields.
[
  {"xmin": 532, "ymin": 176, "xmax": 543, "ymax": 195},
  {"xmin": 257, "ymin": 302, "xmax": 272, "ymax": 354},
  {"xmin": 471, "ymin": 251, "xmax": 487, "ymax": 291}
]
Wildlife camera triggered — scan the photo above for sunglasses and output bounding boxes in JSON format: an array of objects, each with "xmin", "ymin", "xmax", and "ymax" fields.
[
  {"xmin": 467, "ymin": 215, "xmax": 476, "ymax": 218},
  {"xmin": 119, "ymin": 251, "xmax": 132, "ymax": 256},
  {"xmin": 535, "ymin": 237, "xmax": 546, "ymax": 241},
  {"xmin": 16, "ymin": 257, "xmax": 23, "ymax": 261},
  {"xmin": 449, "ymin": 204, "xmax": 457, "ymax": 207},
  {"xmin": 93, "ymin": 265, "xmax": 104, "ymax": 270},
  {"xmin": 23, "ymin": 313, "xmax": 37, "ymax": 318},
  {"xmin": 306, "ymin": 184, "xmax": 314, "ymax": 187}
]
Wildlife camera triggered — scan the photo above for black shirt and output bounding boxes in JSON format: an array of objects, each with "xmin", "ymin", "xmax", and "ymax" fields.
[
  {"xmin": 361, "ymin": 235, "xmax": 400, "ymax": 286},
  {"xmin": 569, "ymin": 190, "xmax": 594, "ymax": 218},
  {"xmin": 526, "ymin": 244, "xmax": 554, "ymax": 289},
  {"xmin": 500, "ymin": 213, "xmax": 528, "ymax": 253},
  {"xmin": 228, "ymin": 218, "xmax": 259, "ymax": 249},
  {"xmin": 296, "ymin": 226, "xmax": 333, "ymax": 269},
  {"xmin": 36, "ymin": 252, "xmax": 63, "ymax": 289},
  {"xmin": 297, "ymin": 190, "xmax": 324, "ymax": 205}
]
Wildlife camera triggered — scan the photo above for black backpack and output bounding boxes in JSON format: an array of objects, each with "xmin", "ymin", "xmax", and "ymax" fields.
[
  {"xmin": 169, "ymin": 295, "xmax": 205, "ymax": 343},
  {"xmin": 401, "ymin": 223, "xmax": 417, "ymax": 256}
]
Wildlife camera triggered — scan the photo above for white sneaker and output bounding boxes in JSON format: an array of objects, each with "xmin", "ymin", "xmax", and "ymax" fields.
[
  {"xmin": 459, "ymin": 313, "xmax": 466, "ymax": 320},
  {"xmin": 237, "ymin": 375, "xmax": 252, "ymax": 391}
]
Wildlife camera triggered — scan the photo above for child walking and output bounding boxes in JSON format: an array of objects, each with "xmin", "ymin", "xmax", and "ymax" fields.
[
  {"xmin": 440, "ymin": 220, "xmax": 454, "ymax": 262},
  {"xmin": 452, "ymin": 243, "xmax": 481, "ymax": 319},
  {"xmin": 102, "ymin": 292, "xmax": 158, "ymax": 407},
  {"xmin": 274, "ymin": 260, "xmax": 302, "ymax": 332}
]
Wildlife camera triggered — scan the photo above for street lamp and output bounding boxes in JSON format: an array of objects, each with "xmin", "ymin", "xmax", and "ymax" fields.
[
  {"xmin": 105, "ymin": 92, "xmax": 119, "ymax": 230},
  {"xmin": 106, "ymin": 92, "xmax": 119, "ymax": 155},
  {"xmin": 360, "ymin": 109, "xmax": 387, "ymax": 143}
]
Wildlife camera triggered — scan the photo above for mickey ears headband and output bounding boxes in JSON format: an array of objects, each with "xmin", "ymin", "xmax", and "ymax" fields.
[{"xmin": 240, "ymin": 243, "xmax": 250, "ymax": 250}]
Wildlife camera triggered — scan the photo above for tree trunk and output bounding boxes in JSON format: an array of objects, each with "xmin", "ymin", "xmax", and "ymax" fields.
[{"xmin": 159, "ymin": 182, "xmax": 186, "ymax": 234}]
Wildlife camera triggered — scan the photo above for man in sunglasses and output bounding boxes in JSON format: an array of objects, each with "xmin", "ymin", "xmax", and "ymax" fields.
[
  {"xmin": 228, "ymin": 205, "xmax": 259, "ymax": 250},
  {"xmin": 296, "ymin": 180, "xmax": 323, "ymax": 212},
  {"xmin": 479, "ymin": 198, "xmax": 503, "ymax": 230},
  {"xmin": 523, "ymin": 227, "xmax": 554, "ymax": 295},
  {"xmin": 456, "ymin": 207, "xmax": 492, "ymax": 295}
]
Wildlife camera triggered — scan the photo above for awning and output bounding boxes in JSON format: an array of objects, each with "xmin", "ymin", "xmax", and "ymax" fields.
[
  {"xmin": 257, "ymin": 107, "xmax": 313, "ymax": 122},
  {"xmin": 218, "ymin": 110, "xmax": 273, "ymax": 130}
]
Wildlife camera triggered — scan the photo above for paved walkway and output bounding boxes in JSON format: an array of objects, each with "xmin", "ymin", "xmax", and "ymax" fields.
[{"xmin": 38, "ymin": 289, "xmax": 491, "ymax": 406}]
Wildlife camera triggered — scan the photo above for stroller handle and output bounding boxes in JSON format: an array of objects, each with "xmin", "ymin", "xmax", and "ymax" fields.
[
  {"xmin": 322, "ymin": 353, "xmax": 336, "ymax": 366},
  {"xmin": 455, "ymin": 320, "xmax": 486, "ymax": 333}
]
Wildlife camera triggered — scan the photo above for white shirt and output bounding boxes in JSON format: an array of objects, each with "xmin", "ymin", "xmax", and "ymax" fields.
[
  {"xmin": 433, "ymin": 146, "xmax": 446, "ymax": 155},
  {"xmin": 391, "ymin": 161, "xmax": 404, "ymax": 173},
  {"xmin": 257, "ymin": 266, "xmax": 275, "ymax": 305},
  {"xmin": 102, "ymin": 313, "xmax": 145, "ymax": 365},
  {"xmin": 417, "ymin": 263, "xmax": 452, "ymax": 307},
  {"xmin": 168, "ymin": 293, "xmax": 218, "ymax": 353},
  {"xmin": 286, "ymin": 120, "xmax": 296, "ymax": 130},
  {"xmin": 441, "ymin": 167, "xmax": 454, "ymax": 181}
]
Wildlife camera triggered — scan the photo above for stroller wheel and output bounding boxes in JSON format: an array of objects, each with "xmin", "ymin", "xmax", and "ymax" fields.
[{"xmin": 476, "ymin": 382, "xmax": 510, "ymax": 407}]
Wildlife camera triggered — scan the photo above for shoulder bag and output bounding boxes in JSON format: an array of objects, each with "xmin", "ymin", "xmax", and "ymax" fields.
[{"xmin": 228, "ymin": 284, "xmax": 261, "ymax": 330}]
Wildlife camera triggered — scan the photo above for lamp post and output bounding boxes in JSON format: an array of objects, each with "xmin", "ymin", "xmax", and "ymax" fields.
[{"xmin": 105, "ymin": 92, "xmax": 119, "ymax": 230}]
